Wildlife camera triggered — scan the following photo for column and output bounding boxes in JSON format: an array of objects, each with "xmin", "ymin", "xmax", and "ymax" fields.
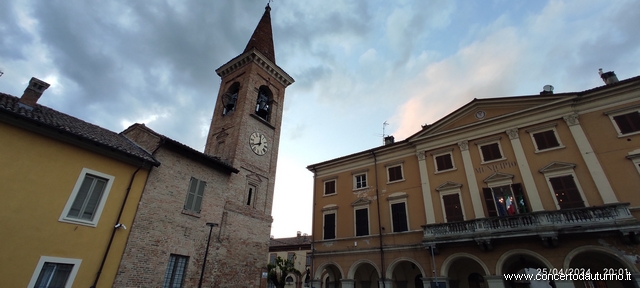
[
  {"xmin": 340, "ymin": 279, "xmax": 355, "ymax": 288},
  {"xmin": 379, "ymin": 278, "xmax": 394, "ymax": 288},
  {"xmin": 417, "ymin": 150, "xmax": 437, "ymax": 224},
  {"xmin": 505, "ymin": 128, "xmax": 544, "ymax": 211},
  {"xmin": 563, "ymin": 113, "xmax": 618, "ymax": 204},
  {"xmin": 458, "ymin": 140, "xmax": 485, "ymax": 218},
  {"xmin": 423, "ymin": 277, "xmax": 449, "ymax": 288},
  {"xmin": 485, "ymin": 275, "xmax": 505, "ymax": 288},
  {"xmin": 310, "ymin": 279, "xmax": 322, "ymax": 288}
]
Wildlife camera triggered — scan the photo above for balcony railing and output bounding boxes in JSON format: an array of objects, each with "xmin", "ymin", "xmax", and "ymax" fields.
[{"xmin": 422, "ymin": 203, "xmax": 637, "ymax": 241}]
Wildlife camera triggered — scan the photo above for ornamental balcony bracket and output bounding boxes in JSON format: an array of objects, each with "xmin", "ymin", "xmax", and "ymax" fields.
[{"xmin": 422, "ymin": 203, "xmax": 639, "ymax": 244}]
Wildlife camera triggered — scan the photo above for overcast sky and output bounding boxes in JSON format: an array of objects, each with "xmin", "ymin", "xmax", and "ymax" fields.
[{"xmin": 2, "ymin": 0, "xmax": 639, "ymax": 238}]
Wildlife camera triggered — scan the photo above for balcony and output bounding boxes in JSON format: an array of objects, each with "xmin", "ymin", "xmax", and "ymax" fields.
[{"xmin": 422, "ymin": 203, "xmax": 639, "ymax": 243}]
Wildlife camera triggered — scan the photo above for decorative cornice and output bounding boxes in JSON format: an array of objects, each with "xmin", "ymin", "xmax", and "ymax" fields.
[
  {"xmin": 322, "ymin": 204, "xmax": 339, "ymax": 212},
  {"xmin": 436, "ymin": 181, "xmax": 463, "ymax": 192},
  {"xmin": 430, "ymin": 147, "xmax": 454, "ymax": 156},
  {"xmin": 505, "ymin": 128, "xmax": 519, "ymax": 140},
  {"xmin": 539, "ymin": 161, "xmax": 577, "ymax": 173},
  {"xmin": 216, "ymin": 49, "xmax": 294, "ymax": 87},
  {"xmin": 563, "ymin": 113, "xmax": 580, "ymax": 126},
  {"xmin": 483, "ymin": 172, "xmax": 514, "ymax": 183},
  {"xmin": 457, "ymin": 140, "xmax": 469, "ymax": 151},
  {"xmin": 351, "ymin": 198, "xmax": 372, "ymax": 207}
]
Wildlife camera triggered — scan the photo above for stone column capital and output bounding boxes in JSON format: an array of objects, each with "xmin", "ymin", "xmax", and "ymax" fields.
[
  {"xmin": 416, "ymin": 150, "xmax": 426, "ymax": 160},
  {"xmin": 506, "ymin": 128, "xmax": 519, "ymax": 140},
  {"xmin": 458, "ymin": 140, "xmax": 469, "ymax": 151},
  {"xmin": 563, "ymin": 113, "xmax": 580, "ymax": 126}
]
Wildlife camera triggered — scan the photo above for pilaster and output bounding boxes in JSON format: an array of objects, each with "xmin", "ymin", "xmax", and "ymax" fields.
[
  {"xmin": 458, "ymin": 140, "xmax": 485, "ymax": 218},
  {"xmin": 417, "ymin": 150, "xmax": 436, "ymax": 224},
  {"xmin": 505, "ymin": 128, "xmax": 544, "ymax": 211},
  {"xmin": 340, "ymin": 279, "xmax": 355, "ymax": 288}
]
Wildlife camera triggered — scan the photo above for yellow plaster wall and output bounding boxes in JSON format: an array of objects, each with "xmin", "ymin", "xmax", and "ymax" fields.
[{"xmin": 0, "ymin": 122, "xmax": 149, "ymax": 288}]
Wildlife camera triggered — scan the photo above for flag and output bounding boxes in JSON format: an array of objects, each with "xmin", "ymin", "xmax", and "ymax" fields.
[
  {"xmin": 494, "ymin": 194, "xmax": 507, "ymax": 216},
  {"xmin": 506, "ymin": 196, "xmax": 516, "ymax": 215}
]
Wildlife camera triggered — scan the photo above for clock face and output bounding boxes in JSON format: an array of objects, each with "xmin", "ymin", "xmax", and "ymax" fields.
[{"xmin": 249, "ymin": 132, "xmax": 268, "ymax": 156}]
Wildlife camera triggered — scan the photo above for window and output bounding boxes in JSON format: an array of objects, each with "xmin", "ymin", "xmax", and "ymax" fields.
[
  {"xmin": 287, "ymin": 252, "xmax": 295, "ymax": 262},
  {"xmin": 59, "ymin": 168, "xmax": 114, "ymax": 227},
  {"xmin": 442, "ymin": 194, "xmax": 464, "ymax": 222},
  {"xmin": 246, "ymin": 184, "xmax": 257, "ymax": 206},
  {"xmin": 606, "ymin": 106, "xmax": 640, "ymax": 136},
  {"xmin": 163, "ymin": 254, "xmax": 189, "ymax": 288},
  {"xmin": 482, "ymin": 184, "xmax": 528, "ymax": 217},
  {"xmin": 390, "ymin": 202, "xmax": 408, "ymax": 232},
  {"xmin": 387, "ymin": 164, "xmax": 404, "ymax": 183},
  {"xmin": 432, "ymin": 149, "xmax": 455, "ymax": 172},
  {"xmin": 540, "ymin": 162, "xmax": 588, "ymax": 210},
  {"xmin": 628, "ymin": 149, "xmax": 640, "ymax": 175},
  {"xmin": 353, "ymin": 173, "xmax": 367, "ymax": 189},
  {"xmin": 480, "ymin": 142, "xmax": 503, "ymax": 162},
  {"xmin": 255, "ymin": 86, "xmax": 273, "ymax": 121},
  {"xmin": 28, "ymin": 257, "xmax": 81, "ymax": 288},
  {"xmin": 323, "ymin": 179, "xmax": 336, "ymax": 196},
  {"xmin": 184, "ymin": 177, "xmax": 206, "ymax": 213},
  {"xmin": 306, "ymin": 254, "xmax": 311, "ymax": 266},
  {"xmin": 354, "ymin": 207, "xmax": 369, "ymax": 236},
  {"xmin": 323, "ymin": 212, "xmax": 336, "ymax": 240},
  {"xmin": 269, "ymin": 253, "xmax": 277, "ymax": 264},
  {"xmin": 527, "ymin": 124, "xmax": 563, "ymax": 152}
]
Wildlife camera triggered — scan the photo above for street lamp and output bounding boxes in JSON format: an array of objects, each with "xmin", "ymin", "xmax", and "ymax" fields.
[{"xmin": 198, "ymin": 222, "xmax": 219, "ymax": 288}]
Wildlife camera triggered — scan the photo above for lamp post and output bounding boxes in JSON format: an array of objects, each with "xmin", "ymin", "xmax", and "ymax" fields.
[{"xmin": 198, "ymin": 222, "xmax": 218, "ymax": 288}]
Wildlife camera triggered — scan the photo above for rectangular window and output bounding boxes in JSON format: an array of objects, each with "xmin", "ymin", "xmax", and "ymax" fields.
[
  {"xmin": 483, "ymin": 184, "xmax": 528, "ymax": 217},
  {"xmin": 287, "ymin": 252, "xmax": 295, "ymax": 262},
  {"xmin": 549, "ymin": 175, "xmax": 585, "ymax": 209},
  {"xmin": 613, "ymin": 111, "xmax": 640, "ymax": 135},
  {"xmin": 269, "ymin": 253, "xmax": 277, "ymax": 264},
  {"xmin": 163, "ymin": 254, "xmax": 189, "ymax": 288},
  {"xmin": 184, "ymin": 177, "xmax": 206, "ymax": 213},
  {"xmin": 306, "ymin": 254, "xmax": 311, "ymax": 266},
  {"xmin": 532, "ymin": 130, "xmax": 560, "ymax": 150},
  {"xmin": 480, "ymin": 142, "xmax": 503, "ymax": 162},
  {"xmin": 28, "ymin": 256, "xmax": 82, "ymax": 288},
  {"xmin": 435, "ymin": 153, "xmax": 454, "ymax": 171},
  {"xmin": 246, "ymin": 184, "xmax": 257, "ymax": 206},
  {"xmin": 324, "ymin": 179, "xmax": 336, "ymax": 195},
  {"xmin": 354, "ymin": 173, "xmax": 367, "ymax": 189},
  {"xmin": 391, "ymin": 202, "xmax": 408, "ymax": 232},
  {"xmin": 323, "ymin": 213, "xmax": 336, "ymax": 240},
  {"xmin": 60, "ymin": 168, "xmax": 114, "ymax": 227},
  {"xmin": 442, "ymin": 194, "xmax": 464, "ymax": 222},
  {"xmin": 387, "ymin": 165, "xmax": 404, "ymax": 182},
  {"xmin": 355, "ymin": 208, "xmax": 369, "ymax": 236}
]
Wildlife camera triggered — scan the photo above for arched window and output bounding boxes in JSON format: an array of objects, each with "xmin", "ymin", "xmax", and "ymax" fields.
[
  {"xmin": 222, "ymin": 82, "xmax": 240, "ymax": 115},
  {"xmin": 255, "ymin": 86, "xmax": 273, "ymax": 121}
]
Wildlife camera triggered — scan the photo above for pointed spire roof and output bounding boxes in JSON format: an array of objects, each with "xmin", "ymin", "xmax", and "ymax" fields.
[{"xmin": 243, "ymin": 4, "xmax": 276, "ymax": 63}]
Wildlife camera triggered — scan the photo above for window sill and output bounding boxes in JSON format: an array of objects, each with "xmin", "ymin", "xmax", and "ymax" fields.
[
  {"xmin": 480, "ymin": 158, "xmax": 507, "ymax": 165},
  {"xmin": 181, "ymin": 209, "xmax": 201, "ymax": 218},
  {"xmin": 617, "ymin": 131, "xmax": 640, "ymax": 138},
  {"xmin": 434, "ymin": 167, "xmax": 457, "ymax": 174},
  {"xmin": 386, "ymin": 179, "xmax": 405, "ymax": 185},
  {"xmin": 59, "ymin": 217, "xmax": 97, "ymax": 227},
  {"xmin": 323, "ymin": 193, "xmax": 337, "ymax": 198},
  {"xmin": 352, "ymin": 186, "xmax": 370, "ymax": 192},
  {"xmin": 534, "ymin": 145, "xmax": 566, "ymax": 154}
]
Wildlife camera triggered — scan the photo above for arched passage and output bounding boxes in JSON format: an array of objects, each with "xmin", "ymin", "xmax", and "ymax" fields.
[
  {"xmin": 315, "ymin": 261, "xmax": 344, "ymax": 288},
  {"xmin": 441, "ymin": 253, "xmax": 489, "ymax": 288},
  {"xmin": 347, "ymin": 259, "xmax": 381, "ymax": 288},
  {"xmin": 386, "ymin": 258, "xmax": 425, "ymax": 288},
  {"xmin": 496, "ymin": 249, "xmax": 553, "ymax": 288},
  {"xmin": 565, "ymin": 245, "xmax": 637, "ymax": 288}
]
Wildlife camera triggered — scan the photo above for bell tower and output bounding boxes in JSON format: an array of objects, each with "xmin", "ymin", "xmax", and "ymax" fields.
[{"xmin": 204, "ymin": 3, "xmax": 294, "ymax": 215}]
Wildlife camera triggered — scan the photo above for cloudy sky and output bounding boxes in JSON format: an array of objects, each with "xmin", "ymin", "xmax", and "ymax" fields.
[{"xmin": 2, "ymin": 0, "xmax": 639, "ymax": 238}]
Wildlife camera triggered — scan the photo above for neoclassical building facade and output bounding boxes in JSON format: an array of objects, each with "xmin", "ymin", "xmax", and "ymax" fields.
[{"xmin": 307, "ymin": 72, "xmax": 640, "ymax": 288}]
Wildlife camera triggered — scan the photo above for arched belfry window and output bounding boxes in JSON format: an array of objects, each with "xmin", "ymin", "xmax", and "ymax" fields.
[
  {"xmin": 222, "ymin": 82, "xmax": 240, "ymax": 115},
  {"xmin": 255, "ymin": 86, "xmax": 272, "ymax": 121}
]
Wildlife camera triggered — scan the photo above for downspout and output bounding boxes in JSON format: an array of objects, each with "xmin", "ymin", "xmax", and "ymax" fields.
[
  {"xmin": 371, "ymin": 151, "xmax": 385, "ymax": 288},
  {"xmin": 310, "ymin": 167, "xmax": 317, "ymax": 287},
  {"xmin": 91, "ymin": 164, "xmax": 143, "ymax": 288}
]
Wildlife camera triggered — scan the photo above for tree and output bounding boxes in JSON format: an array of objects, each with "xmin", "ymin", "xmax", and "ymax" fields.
[{"xmin": 267, "ymin": 255, "xmax": 301, "ymax": 288}]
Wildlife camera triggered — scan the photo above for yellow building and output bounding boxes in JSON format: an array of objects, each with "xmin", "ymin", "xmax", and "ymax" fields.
[
  {"xmin": 0, "ymin": 78, "xmax": 158, "ymax": 287},
  {"xmin": 307, "ymin": 72, "xmax": 640, "ymax": 288},
  {"xmin": 263, "ymin": 232, "xmax": 313, "ymax": 288}
]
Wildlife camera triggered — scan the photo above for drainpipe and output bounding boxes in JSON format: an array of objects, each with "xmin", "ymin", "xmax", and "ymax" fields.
[
  {"xmin": 91, "ymin": 164, "xmax": 144, "ymax": 288},
  {"xmin": 310, "ymin": 167, "xmax": 317, "ymax": 288},
  {"xmin": 371, "ymin": 151, "xmax": 385, "ymax": 288}
]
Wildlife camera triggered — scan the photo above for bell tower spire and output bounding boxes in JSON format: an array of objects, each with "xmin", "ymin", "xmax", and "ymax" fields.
[{"xmin": 243, "ymin": 3, "xmax": 276, "ymax": 63}]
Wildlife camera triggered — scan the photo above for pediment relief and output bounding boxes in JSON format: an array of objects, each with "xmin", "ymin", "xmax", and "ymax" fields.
[
  {"xmin": 483, "ymin": 172, "xmax": 514, "ymax": 183},
  {"xmin": 539, "ymin": 162, "xmax": 576, "ymax": 173},
  {"xmin": 246, "ymin": 173, "xmax": 263, "ymax": 183},
  {"xmin": 436, "ymin": 181, "xmax": 463, "ymax": 192},
  {"xmin": 322, "ymin": 204, "xmax": 338, "ymax": 211},
  {"xmin": 351, "ymin": 198, "xmax": 372, "ymax": 207}
]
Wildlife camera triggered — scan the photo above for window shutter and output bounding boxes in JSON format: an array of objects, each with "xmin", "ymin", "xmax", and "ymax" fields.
[
  {"xmin": 355, "ymin": 208, "xmax": 369, "ymax": 236},
  {"xmin": 443, "ymin": 194, "xmax": 464, "ymax": 222},
  {"xmin": 194, "ymin": 180, "xmax": 206, "ymax": 213},
  {"xmin": 482, "ymin": 188, "xmax": 497, "ymax": 217},
  {"xmin": 549, "ymin": 175, "xmax": 584, "ymax": 209},
  {"xmin": 391, "ymin": 203, "xmax": 408, "ymax": 232},
  {"xmin": 324, "ymin": 213, "xmax": 336, "ymax": 239},
  {"xmin": 185, "ymin": 177, "xmax": 197, "ymax": 211},
  {"xmin": 68, "ymin": 176, "xmax": 94, "ymax": 218},
  {"xmin": 511, "ymin": 183, "xmax": 528, "ymax": 213}
]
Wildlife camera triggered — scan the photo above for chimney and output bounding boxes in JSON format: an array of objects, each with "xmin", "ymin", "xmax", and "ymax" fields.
[
  {"xmin": 19, "ymin": 77, "xmax": 50, "ymax": 106},
  {"xmin": 598, "ymin": 68, "xmax": 619, "ymax": 85},
  {"xmin": 384, "ymin": 135, "xmax": 395, "ymax": 145},
  {"xmin": 297, "ymin": 231, "xmax": 302, "ymax": 237},
  {"xmin": 540, "ymin": 84, "xmax": 554, "ymax": 95}
]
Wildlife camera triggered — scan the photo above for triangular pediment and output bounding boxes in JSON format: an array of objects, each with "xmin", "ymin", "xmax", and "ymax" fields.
[
  {"xmin": 436, "ymin": 181, "xmax": 463, "ymax": 192},
  {"xmin": 539, "ymin": 162, "xmax": 576, "ymax": 173},
  {"xmin": 483, "ymin": 172, "xmax": 514, "ymax": 183},
  {"xmin": 409, "ymin": 94, "xmax": 573, "ymax": 141},
  {"xmin": 246, "ymin": 173, "xmax": 263, "ymax": 183},
  {"xmin": 351, "ymin": 197, "xmax": 372, "ymax": 207}
]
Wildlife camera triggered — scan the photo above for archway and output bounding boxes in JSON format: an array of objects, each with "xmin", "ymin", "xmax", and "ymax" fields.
[
  {"xmin": 316, "ymin": 262, "xmax": 344, "ymax": 288},
  {"xmin": 497, "ymin": 250, "xmax": 552, "ymax": 288},
  {"xmin": 566, "ymin": 246, "xmax": 636, "ymax": 288},
  {"xmin": 442, "ymin": 253, "xmax": 489, "ymax": 288},
  {"xmin": 348, "ymin": 260, "xmax": 381, "ymax": 288},
  {"xmin": 387, "ymin": 258, "xmax": 425, "ymax": 288}
]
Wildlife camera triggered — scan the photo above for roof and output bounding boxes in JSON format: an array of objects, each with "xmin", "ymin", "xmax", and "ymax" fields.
[
  {"xmin": 243, "ymin": 4, "xmax": 275, "ymax": 63},
  {"xmin": 0, "ymin": 92, "xmax": 159, "ymax": 167},
  {"xmin": 269, "ymin": 235, "xmax": 312, "ymax": 252},
  {"xmin": 122, "ymin": 123, "xmax": 239, "ymax": 174}
]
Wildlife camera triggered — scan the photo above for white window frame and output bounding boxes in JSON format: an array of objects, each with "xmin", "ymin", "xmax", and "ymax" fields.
[
  {"xmin": 388, "ymin": 192, "xmax": 409, "ymax": 233},
  {"xmin": 475, "ymin": 137, "xmax": 506, "ymax": 164},
  {"xmin": 628, "ymin": 149, "xmax": 640, "ymax": 175},
  {"xmin": 353, "ymin": 205, "xmax": 370, "ymax": 237},
  {"xmin": 605, "ymin": 105, "xmax": 640, "ymax": 137},
  {"xmin": 59, "ymin": 168, "xmax": 114, "ymax": 227},
  {"xmin": 322, "ymin": 204, "xmax": 338, "ymax": 240},
  {"xmin": 526, "ymin": 123, "xmax": 565, "ymax": 153},
  {"xmin": 27, "ymin": 256, "xmax": 82, "ymax": 288},
  {"xmin": 323, "ymin": 178, "xmax": 337, "ymax": 196},
  {"xmin": 541, "ymin": 166, "xmax": 589, "ymax": 210},
  {"xmin": 439, "ymin": 188, "xmax": 466, "ymax": 223},
  {"xmin": 352, "ymin": 171, "xmax": 368, "ymax": 190},
  {"xmin": 386, "ymin": 162, "xmax": 405, "ymax": 184},
  {"xmin": 431, "ymin": 148, "xmax": 456, "ymax": 173}
]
